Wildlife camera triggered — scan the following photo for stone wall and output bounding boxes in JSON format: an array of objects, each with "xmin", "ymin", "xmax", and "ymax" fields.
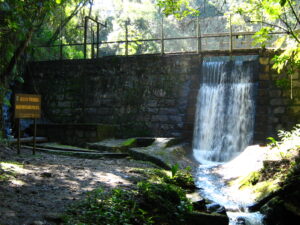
[
  {"xmin": 25, "ymin": 51, "xmax": 300, "ymax": 145},
  {"xmin": 26, "ymin": 54, "xmax": 201, "ymax": 140},
  {"xmin": 254, "ymin": 54, "xmax": 300, "ymax": 142}
]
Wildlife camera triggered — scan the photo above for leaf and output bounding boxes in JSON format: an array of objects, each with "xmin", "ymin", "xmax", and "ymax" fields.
[
  {"xmin": 56, "ymin": 0, "xmax": 61, "ymax": 4},
  {"xmin": 171, "ymin": 164, "xmax": 179, "ymax": 178},
  {"xmin": 273, "ymin": 35, "xmax": 287, "ymax": 50},
  {"xmin": 15, "ymin": 76, "xmax": 24, "ymax": 83},
  {"xmin": 280, "ymin": 0, "xmax": 287, "ymax": 6}
]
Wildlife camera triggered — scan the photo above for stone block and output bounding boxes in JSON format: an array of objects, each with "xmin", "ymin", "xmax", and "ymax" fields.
[
  {"xmin": 169, "ymin": 115, "xmax": 183, "ymax": 123},
  {"xmin": 161, "ymin": 99, "xmax": 176, "ymax": 107},
  {"xmin": 258, "ymin": 89, "xmax": 268, "ymax": 97},
  {"xmin": 256, "ymin": 98, "xmax": 269, "ymax": 105},
  {"xmin": 290, "ymin": 106, "xmax": 300, "ymax": 114},
  {"xmin": 263, "ymin": 65, "xmax": 270, "ymax": 73},
  {"xmin": 256, "ymin": 106, "xmax": 268, "ymax": 114},
  {"xmin": 57, "ymin": 101, "xmax": 72, "ymax": 108},
  {"xmin": 259, "ymin": 73, "xmax": 269, "ymax": 81},
  {"xmin": 259, "ymin": 57, "xmax": 269, "ymax": 65},
  {"xmin": 273, "ymin": 107, "xmax": 285, "ymax": 114},
  {"xmin": 270, "ymin": 98, "xmax": 289, "ymax": 106},
  {"xmin": 269, "ymin": 90, "xmax": 282, "ymax": 98},
  {"xmin": 270, "ymin": 117, "xmax": 279, "ymax": 123},
  {"xmin": 75, "ymin": 130, "xmax": 84, "ymax": 138},
  {"xmin": 151, "ymin": 115, "xmax": 169, "ymax": 122}
]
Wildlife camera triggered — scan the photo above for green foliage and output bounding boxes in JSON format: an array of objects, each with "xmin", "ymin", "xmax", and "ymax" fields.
[
  {"xmin": 267, "ymin": 136, "xmax": 280, "ymax": 148},
  {"xmin": 275, "ymin": 78, "xmax": 290, "ymax": 89},
  {"xmin": 228, "ymin": 0, "xmax": 300, "ymax": 75},
  {"xmin": 63, "ymin": 179, "xmax": 193, "ymax": 225},
  {"xmin": 157, "ymin": 0, "xmax": 199, "ymax": 19},
  {"xmin": 171, "ymin": 163, "xmax": 180, "ymax": 177},
  {"xmin": 63, "ymin": 165, "xmax": 195, "ymax": 224},
  {"xmin": 64, "ymin": 188, "xmax": 154, "ymax": 225},
  {"xmin": 133, "ymin": 167, "xmax": 195, "ymax": 190},
  {"xmin": 252, "ymin": 27, "xmax": 274, "ymax": 48},
  {"xmin": 164, "ymin": 166, "xmax": 195, "ymax": 189},
  {"xmin": 137, "ymin": 181, "xmax": 193, "ymax": 223}
]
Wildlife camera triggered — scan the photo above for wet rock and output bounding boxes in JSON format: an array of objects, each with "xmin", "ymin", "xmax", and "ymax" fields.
[
  {"xmin": 236, "ymin": 217, "xmax": 246, "ymax": 225},
  {"xmin": 41, "ymin": 172, "xmax": 52, "ymax": 178},
  {"xmin": 186, "ymin": 212, "xmax": 229, "ymax": 225},
  {"xmin": 186, "ymin": 192, "xmax": 206, "ymax": 211},
  {"xmin": 206, "ymin": 203, "xmax": 226, "ymax": 215}
]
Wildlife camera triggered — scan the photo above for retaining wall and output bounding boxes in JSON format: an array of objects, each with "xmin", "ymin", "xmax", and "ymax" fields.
[{"xmin": 24, "ymin": 51, "xmax": 300, "ymax": 144}]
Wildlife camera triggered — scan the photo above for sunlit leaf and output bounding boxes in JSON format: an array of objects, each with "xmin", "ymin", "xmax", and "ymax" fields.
[{"xmin": 273, "ymin": 35, "xmax": 287, "ymax": 50}]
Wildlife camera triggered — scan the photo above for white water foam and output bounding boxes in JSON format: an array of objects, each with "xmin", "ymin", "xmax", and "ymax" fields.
[
  {"xmin": 193, "ymin": 61, "xmax": 255, "ymax": 163},
  {"xmin": 193, "ymin": 59, "xmax": 264, "ymax": 224}
]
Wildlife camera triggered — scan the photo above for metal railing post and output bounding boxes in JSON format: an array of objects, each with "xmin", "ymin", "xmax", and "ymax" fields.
[
  {"xmin": 197, "ymin": 17, "xmax": 201, "ymax": 54},
  {"xmin": 84, "ymin": 16, "xmax": 88, "ymax": 59},
  {"xmin": 97, "ymin": 21, "xmax": 100, "ymax": 58},
  {"xmin": 161, "ymin": 16, "xmax": 164, "ymax": 55},
  {"xmin": 91, "ymin": 29, "xmax": 95, "ymax": 58},
  {"xmin": 125, "ymin": 20, "xmax": 129, "ymax": 56},
  {"xmin": 229, "ymin": 14, "xmax": 233, "ymax": 52}
]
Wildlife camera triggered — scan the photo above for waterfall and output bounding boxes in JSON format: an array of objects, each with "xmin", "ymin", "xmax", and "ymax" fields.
[{"xmin": 193, "ymin": 59, "xmax": 256, "ymax": 164}]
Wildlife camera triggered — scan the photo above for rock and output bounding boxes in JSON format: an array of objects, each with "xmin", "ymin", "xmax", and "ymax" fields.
[
  {"xmin": 261, "ymin": 196, "xmax": 300, "ymax": 225},
  {"xmin": 186, "ymin": 212, "xmax": 229, "ymax": 225},
  {"xmin": 41, "ymin": 172, "xmax": 52, "ymax": 178},
  {"xmin": 206, "ymin": 203, "xmax": 226, "ymax": 215},
  {"xmin": 186, "ymin": 192, "xmax": 206, "ymax": 211},
  {"xmin": 30, "ymin": 221, "xmax": 44, "ymax": 225},
  {"xmin": 44, "ymin": 212, "xmax": 63, "ymax": 223},
  {"xmin": 236, "ymin": 217, "xmax": 246, "ymax": 225}
]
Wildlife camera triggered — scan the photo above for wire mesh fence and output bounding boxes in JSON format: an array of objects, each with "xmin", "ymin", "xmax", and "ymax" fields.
[{"xmin": 32, "ymin": 14, "xmax": 282, "ymax": 61}]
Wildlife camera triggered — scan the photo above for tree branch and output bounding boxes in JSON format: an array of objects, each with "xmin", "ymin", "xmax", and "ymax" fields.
[
  {"xmin": 1, "ymin": 27, "xmax": 34, "ymax": 84},
  {"xmin": 47, "ymin": 0, "xmax": 89, "ymax": 45},
  {"xmin": 287, "ymin": 0, "xmax": 300, "ymax": 26},
  {"xmin": 247, "ymin": 20, "xmax": 290, "ymax": 33},
  {"xmin": 279, "ymin": 15, "xmax": 300, "ymax": 43}
]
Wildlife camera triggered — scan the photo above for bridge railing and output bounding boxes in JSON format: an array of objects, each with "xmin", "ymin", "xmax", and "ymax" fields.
[{"xmin": 31, "ymin": 15, "xmax": 283, "ymax": 61}]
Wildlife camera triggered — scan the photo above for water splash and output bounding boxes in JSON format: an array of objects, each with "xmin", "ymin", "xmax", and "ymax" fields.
[{"xmin": 193, "ymin": 60, "xmax": 256, "ymax": 163}]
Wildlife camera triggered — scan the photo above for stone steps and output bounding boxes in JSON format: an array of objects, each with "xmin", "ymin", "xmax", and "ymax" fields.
[{"xmin": 22, "ymin": 145, "xmax": 129, "ymax": 159}]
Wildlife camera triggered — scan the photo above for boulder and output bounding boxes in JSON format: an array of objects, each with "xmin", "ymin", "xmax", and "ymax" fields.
[{"xmin": 186, "ymin": 212, "xmax": 229, "ymax": 225}]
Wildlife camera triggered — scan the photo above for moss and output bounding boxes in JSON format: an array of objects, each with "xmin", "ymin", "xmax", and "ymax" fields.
[
  {"xmin": 121, "ymin": 138, "xmax": 137, "ymax": 147},
  {"xmin": 254, "ymin": 180, "xmax": 280, "ymax": 200},
  {"xmin": 238, "ymin": 171, "xmax": 261, "ymax": 189},
  {"xmin": 128, "ymin": 167, "xmax": 195, "ymax": 191}
]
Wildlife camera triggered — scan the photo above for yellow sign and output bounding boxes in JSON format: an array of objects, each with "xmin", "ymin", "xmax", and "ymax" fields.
[{"xmin": 15, "ymin": 94, "xmax": 41, "ymax": 119}]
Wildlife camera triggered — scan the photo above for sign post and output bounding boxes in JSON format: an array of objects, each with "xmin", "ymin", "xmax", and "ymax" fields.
[{"xmin": 15, "ymin": 94, "xmax": 41, "ymax": 154}]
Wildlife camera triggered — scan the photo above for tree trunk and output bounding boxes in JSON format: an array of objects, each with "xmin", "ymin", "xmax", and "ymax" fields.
[
  {"xmin": 2, "ymin": 27, "xmax": 34, "ymax": 85},
  {"xmin": 47, "ymin": 0, "xmax": 89, "ymax": 46}
]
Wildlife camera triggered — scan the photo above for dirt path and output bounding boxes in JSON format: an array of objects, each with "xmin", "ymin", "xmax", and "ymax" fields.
[{"xmin": 0, "ymin": 146, "xmax": 157, "ymax": 225}]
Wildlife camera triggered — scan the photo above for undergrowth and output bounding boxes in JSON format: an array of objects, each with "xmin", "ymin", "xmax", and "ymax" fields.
[
  {"xmin": 239, "ymin": 124, "xmax": 300, "ymax": 199},
  {"xmin": 63, "ymin": 166, "xmax": 195, "ymax": 225}
]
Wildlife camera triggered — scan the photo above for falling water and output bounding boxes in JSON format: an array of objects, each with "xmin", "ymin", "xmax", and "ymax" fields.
[
  {"xmin": 193, "ymin": 59, "xmax": 256, "ymax": 163},
  {"xmin": 193, "ymin": 57, "xmax": 264, "ymax": 225}
]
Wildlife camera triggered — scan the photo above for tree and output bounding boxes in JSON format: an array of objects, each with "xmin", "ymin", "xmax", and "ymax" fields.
[
  {"xmin": 226, "ymin": 0, "xmax": 300, "ymax": 74},
  {"xmin": 0, "ymin": 0, "xmax": 61, "ymax": 88},
  {"xmin": 0, "ymin": 0, "xmax": 62, "ymax": 137},
  {"xmin": 158, "ymin": 0, "xmax": 300, "ymax": 74}
]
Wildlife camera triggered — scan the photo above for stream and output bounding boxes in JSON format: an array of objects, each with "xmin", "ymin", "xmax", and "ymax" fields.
[{"xmin": 195, "ymin": 146, "xmax": 268, "ymax": 225}]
